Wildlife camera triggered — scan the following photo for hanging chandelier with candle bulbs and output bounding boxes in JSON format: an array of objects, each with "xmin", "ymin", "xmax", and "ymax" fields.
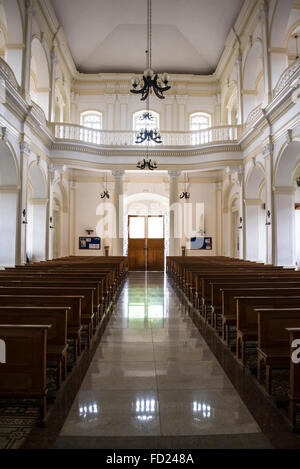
[
  {"xmin": 99, "ymin": 173, "xmax": 110, "ymax": 199},
  {"xmin": 130, "ymin": 0, "xmax": 171, "ymax": 101},
  {"xmin": 136, "ymin": 158, "xmax": 158, "ymax": 170},
  {"xmin": 180, "ymin": 173, "xmax": 190, "ymax": 199}
]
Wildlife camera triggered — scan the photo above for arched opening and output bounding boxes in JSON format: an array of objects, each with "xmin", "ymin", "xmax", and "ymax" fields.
[
  {"xmin": 51, "ymin": 179, "xmax": 68, "ymax": 259},
  {"xmin": 0, "ymin": 140, "xmax": 19, "ymax": 266},
  {"xmin": 245, "ymin": 164, "xmax": 266, "ymax": 262},
  {"xmin": 287, "ymin": 23, "xmax": 300, "ymax": 65},
  {"xmin": 243, "ymin": 41, "xmax": 264, "ymax": 122},
  {"xmin": 30, "ymin": 38, "xmax": 50, "ymax": 119},
  {"xmin": 222, "ymin": 84, "xmax": 238, "ymax": 125},
  {"xmin": 274, "ymin": 141, "xmax": 300, "ymax": 266},
  {"xmin": 54, "ymin": 79, "xmax": 70, "ymax": 123},
  {"xmin": 2, "ymin": 0, "xmax": 23, "ymax": 84},
  {"xmin": 27, "ymin": 164, "xmax": 47, "ymax": 262}
]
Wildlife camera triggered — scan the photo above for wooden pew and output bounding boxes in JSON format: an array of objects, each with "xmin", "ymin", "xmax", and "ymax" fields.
[
  {"xmin": 256, "ymin": 309, "xmax": 300, "ymax": 395},
  {"xmin": 0, "ymin": 295, "xmax": 83, "ymax": 360},
  {"xmin": 0, "ymin": 286, "xmax": 95, "ymax": 344},
  {"xmin": 236, "ymin": 296, "xmax": 300, "ymax": 365},
  {"xmin": 286, "ymin": 328, "xmax": 300, "ymax": 427},
  {"xmin": 0, "ymin": 307, "xmax": 69, "ymax": 389},
  {"xmin": 0, "ymin": 325, "xmax": 50, "ymax": 421},
  {"xmin": 221, "ymin": 287, "xmax": 300, "ymax": 343}
]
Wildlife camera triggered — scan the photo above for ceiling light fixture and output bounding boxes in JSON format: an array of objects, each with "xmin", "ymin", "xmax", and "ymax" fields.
[
  {"xmin": 100, "ymin": 173, "xmax": 110, "ymax": 199},
  {"xmin": 136, "ymin": 127, "xmax": 162, "ymax": 144},
  {"xmin": 130, "ymin": 0, "xmax": 171, "ymax": 101},
  {"xmin": 180, "ymin": 173, "xmax": 190, "ymax": 199},
  {"xmin": 136, "ymin": 158, "xmax": 157, "ymax": 170}
]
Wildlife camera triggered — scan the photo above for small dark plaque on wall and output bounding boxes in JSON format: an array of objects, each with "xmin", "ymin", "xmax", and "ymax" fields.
[
  {"xmin": 190, "ymin": 237, "xmax": 212, "ymax": 250},
  {"xmin": 79, "ymin": 237, "xmax": 101, "ymax": 250}
]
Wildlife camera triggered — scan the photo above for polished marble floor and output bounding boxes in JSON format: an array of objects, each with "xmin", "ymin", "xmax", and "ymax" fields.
[{"xmin": 60, "ymin": 272, "xmax": 262, "ymax": 438}]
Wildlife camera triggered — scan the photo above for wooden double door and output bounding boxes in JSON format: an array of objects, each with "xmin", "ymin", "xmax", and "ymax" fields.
[{"xmin": 128, "ymin": 216, "xmax": 165, "ymax": 271}]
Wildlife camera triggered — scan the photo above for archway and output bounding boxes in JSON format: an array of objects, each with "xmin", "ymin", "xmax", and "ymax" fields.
[
  {"xmin": 2, "ymin": 0, "xmax": 23, "ymax": 84},
  {"xmin": 0, "ymin": 140, "xmax": 19, "ymax": 266},
  {"xmin": 30, "ymin": 37, "xmax": 50, "ymax": 118},
  {"xmin": 243, "ymin": 40, "xmax": 264, "ymax": 122},
  {"xmin": 245, "ymin": 164, "xmax": 266, "ymax": 262},
  {"xmin": 274, "ymin": 141, "xmax": 300, "ymax": 266},
  {"xmin": 27, "ymin": 163, "xmax": 47, "ymax": 262}
]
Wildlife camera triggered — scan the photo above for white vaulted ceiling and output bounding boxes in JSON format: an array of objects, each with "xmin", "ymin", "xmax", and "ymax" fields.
[{"xmin": 51, "ymin": 0, "xmax": 244, "ymax": 75}]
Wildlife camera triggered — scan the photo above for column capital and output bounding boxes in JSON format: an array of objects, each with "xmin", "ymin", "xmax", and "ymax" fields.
[
  {"xmin": 262, "ymin": 143, "xmax": 274, "ymax": 157},
  {"xmin": 112, "ymin": 170, "xmax": 125, "ymax": 179},
  {"xmin": 168, "ymin": 170, "xmax": 181, "ymax": 179},
  {"xmin": 0, "ymin": 126, "xmax": 8, "ymax": 142},
  {"xmin": 118, "ymin": 94, "xmax": 129, "ymax": 105},
  {"xmin": 70, "ymin": 180, "xmax": 77, "ymax": 190},
  {"xmin": 104, "ymin": 94, "xmax": 116, "ymax": 105},
  {"xmin": 273, "ymin": 186, "xmax": 296, "ymax": 195},
  {"xmin": 19, "ymin": 141, "xmax": 31, "ymax": 155}
]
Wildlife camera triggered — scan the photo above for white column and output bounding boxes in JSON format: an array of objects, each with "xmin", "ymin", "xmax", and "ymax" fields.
[
  {"xmin": 237, "ymin": 167, "xmax": 245, "ymax": 260},
  {"xmin": 259, "ymin": 1, "xmax": 272, "ymax": 105},
  {"xmin": 17, "ymin": 141, "xmax": 30, "ymax": 264},
  {"xmin": 112, "ymin": 170, "xmax": 125, "ymax": 256},
  {"xmin": 176, "ymin": 96, "xmax": 187, "ymax": 131},
  {"xmin": 22, "ymin": 0, "xmax": 35, "ymax": 99},
  {"xmin": 164, "ymin": 96, "xmax": 174, "ymax": 130},
  {"xmin": 263, "ymin": 143, "xmax": 274, "ymax": 264},
  {"xmin": 49, "ymin": 49, "xmax": 59, "ymax": 122},
  {"xmin": 274, "ymin": 186, "xmax": 296, "ymax": 266},
  {"xmin": 69, "ymin": 181, "xmax": 77, "ymax": 255},
  {"xmin": 235, "ymin": 51, "xmax": 243, "ymax": 125},
  {"xmin": 46, "ymin": 164, "xmax": 55, "ymax": 259},
  {"xmin": 105, "ymin": 94, "xmax": 116, "ymax": 130},
  {"xmin": 118, "ymin": 95, "xmax": 129, "ymax": 130},
  {"xmin": 169, "ymin": 170, "xmax": 181, "ymax": 256},
  {"xmin": 216, "ymin": 182, "xmax": 223, "ymax": 255},
  {"xmin": 245, "ymin": 198, "xmax": 261, "ymax": 261}
]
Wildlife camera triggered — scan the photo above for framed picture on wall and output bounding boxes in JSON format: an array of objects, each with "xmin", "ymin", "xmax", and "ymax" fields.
[
  {"xmin": 190, "ymin": 237, "xmax": 212, "ymax": 250},
  {"xmin": 79, "ymin": 237, "xmax": 101, "ymax": 250}
]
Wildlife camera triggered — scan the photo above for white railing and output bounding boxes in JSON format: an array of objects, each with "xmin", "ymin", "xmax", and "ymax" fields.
[{"xmin": 52, "ymin": 123, "xmax": 241, "ymax": 147}]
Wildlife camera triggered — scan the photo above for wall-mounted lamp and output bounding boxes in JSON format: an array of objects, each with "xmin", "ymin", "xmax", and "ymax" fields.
[
  {"xmin": 238, "ymin": 216, "xmax": 243, "ymax": 229},
  {"xmin": 49, "ymin": 216, "xmax": 54, "ymax": 229},
  {"xmin": 265, "ymin": 210, "xmax": 271, "ymax": 226},
  {"xmin": 22, "ymin": 209, "xmax": 28, "ymax": 224},
  {"xmin": 296, "ymin": 177, "xmax": 300, "ymax": 187},
  {"xmin": 85, "ymin": 229, "xmax": 94, "ymax": 235}
]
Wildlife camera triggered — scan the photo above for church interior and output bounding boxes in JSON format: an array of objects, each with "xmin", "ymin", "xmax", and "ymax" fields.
[{"xmin": 0, "ymin": 0, "xmax": 300, "ymax": 451}]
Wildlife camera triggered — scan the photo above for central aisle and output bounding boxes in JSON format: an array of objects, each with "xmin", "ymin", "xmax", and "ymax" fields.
[{"xmin": 58, "ymin": 272, "xmax": 269, "ymax": 447}]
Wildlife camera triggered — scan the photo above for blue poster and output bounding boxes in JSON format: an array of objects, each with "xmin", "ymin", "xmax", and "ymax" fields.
[
  {"xmin": 79, "ymin": 237, "xmax": 101, "ymax": 250},
  {"xmin": 190, "ymin": 237, "xmax": 212, "ymax": 250}
]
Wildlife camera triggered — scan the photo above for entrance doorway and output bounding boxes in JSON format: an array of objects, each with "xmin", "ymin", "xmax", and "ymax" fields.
[{"xmin": 128, "ymin": 216, "xmax": 164, "ymax": 271}]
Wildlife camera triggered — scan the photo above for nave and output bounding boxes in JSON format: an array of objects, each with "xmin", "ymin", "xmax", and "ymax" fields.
[{"xmin": 55, "ymin": 272, "xmax": 269, "ymax": 449}]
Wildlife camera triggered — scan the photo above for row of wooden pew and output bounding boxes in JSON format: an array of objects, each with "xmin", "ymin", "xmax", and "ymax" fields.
[
  {"xmin": 167, "ymin": 255, "xmax": 300, "ymax": 428},
  {"xmin": 0, "ymin": 255, "xmax": 128, "ymax": 422}
]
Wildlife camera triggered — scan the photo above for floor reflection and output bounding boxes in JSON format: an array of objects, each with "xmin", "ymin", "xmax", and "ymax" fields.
[{"xmin": 60, "ymin": 272, "xmax": 261, "ymax": 437}]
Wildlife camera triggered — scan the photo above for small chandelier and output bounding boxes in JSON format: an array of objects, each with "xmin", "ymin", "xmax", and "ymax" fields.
[
  {"xmin": 100, "ymin": 173, "xmax": 110, "ymax": 199},
  {"xmin": 136, "ymin": 127, "xmax": 162, "ymax": 144},
  {"xmin": 130, "ymin": 0, "xmax": 171, "ymax": 101},
  {"xmin": 180, "ymin": 173, "xmax": 190, "ymax": 199},
  {"xmin": 136, "ymin": 158, "xmax": 158, "ymax": 170}
]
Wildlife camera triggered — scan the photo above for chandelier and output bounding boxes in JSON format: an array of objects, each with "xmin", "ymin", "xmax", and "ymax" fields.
[
  {"xmin": 100, "ymin": 173, "xmax": 110, "ymax": 199},
  {"xmin": 136, "ymin": 158, "xmax": 157, "ymax": 170},
  {"xmin": 136, "ymin": 127, "xmax": 162, "ymax": 144},
  {"xmin": 180, "ymin": 173, "xmax": 190, "ymax": 199},
  {"xmin": 130, "ymin": 0, "xmax": 171, "ymax": 101}
]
